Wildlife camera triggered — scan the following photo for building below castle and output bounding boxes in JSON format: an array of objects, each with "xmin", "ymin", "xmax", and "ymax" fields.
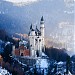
[{"xmin": 12, "ymin": 44, "xmax": 30, "ymax": 56}]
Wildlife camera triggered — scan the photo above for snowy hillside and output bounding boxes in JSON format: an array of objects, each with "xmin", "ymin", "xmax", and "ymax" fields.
[{"xmin": 0, "ymin": 67, "xmax": 12, "ymax": 75}]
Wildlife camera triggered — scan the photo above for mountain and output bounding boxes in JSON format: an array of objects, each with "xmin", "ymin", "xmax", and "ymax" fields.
[{"xmin": 0, "ymin": 0, "xmax": 74, "ymax": 35}]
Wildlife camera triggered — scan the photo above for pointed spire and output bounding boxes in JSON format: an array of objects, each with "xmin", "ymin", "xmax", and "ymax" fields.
[
  {"xmin": 36, "ymin": 26, "xmax": 39, "ymax": 31},
  {"xmin": 41, "ymin": 16, "xmax": 44, "ymax": 21},
  {"xmin": 30, "ymin": 24, "xmax": 32, "ymax": 30},
  {"xmin": 30, "ymin": 24, "xmax": 35, "ymax": 31},
  {"xmin": 40, "ymin": 16, "xmax": 44, "ymax": 24}
]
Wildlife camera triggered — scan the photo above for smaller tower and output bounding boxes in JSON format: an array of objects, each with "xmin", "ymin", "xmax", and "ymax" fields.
[
  {"xmin": 40, "ymin": 16, "xmax": 45, "ymax": 37},
  {"xmin": 30, "ymin": 24, "xmax": 32, "ymax": 30},
  {"xmin": 40, "ymin": 16, "xmax": 45, "ymax": 50}
]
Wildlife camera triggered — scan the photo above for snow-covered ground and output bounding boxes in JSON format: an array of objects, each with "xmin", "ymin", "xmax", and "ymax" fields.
[
  {"xmin": 0, "ymin": 67, "xmax": 12, "ymax": 75},
  {"xmin": 56, "ymin": 61, "xmax": 73, "ymax": 75},
  {"xmin": 34, "ymin": 53, "xmax": 50, "ymax": 75},
  {"xmin": 36, "ymin": 58, "xmax": 48, "ymax": 68},
  {"xmin": 36, "ymin": 52, "xmax": 49, "ymax": 69}
]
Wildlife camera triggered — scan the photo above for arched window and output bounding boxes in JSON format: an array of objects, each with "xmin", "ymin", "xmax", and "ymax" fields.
[
  {"xmin": 21, "ymin": 53, "xmax": 23, "ymax": 56},
  {"xmin": 36, "ymin": 50, "xmax": 39, "ymax": 57}
]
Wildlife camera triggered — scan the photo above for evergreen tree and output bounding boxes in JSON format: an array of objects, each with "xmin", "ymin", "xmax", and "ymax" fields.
[{"xmin": 66, "ymin": 56, "xmax": 70, "ymax": 74}]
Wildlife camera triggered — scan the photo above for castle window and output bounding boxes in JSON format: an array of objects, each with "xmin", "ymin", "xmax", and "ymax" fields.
[
  {"xmin": 21, "ymin": 53, "xmax": 23, "ymax": 56},
  {"xmin": 37, "ymin": 36, "xmax": 39, "ymax": 38},
  {"xmin": 35, "ymin": 39, "xmax": 37, "ymax": 41},
  {"xmin": 36, "ymin": 50, "xmax": 39, "ymax": 57},
  {"xmin": 39, "ymin": 39, "xmax": 41, "ymax": 42},
  {"xmin": 30, "ymin": 45, "xmax": 32, "ymax": 47}
]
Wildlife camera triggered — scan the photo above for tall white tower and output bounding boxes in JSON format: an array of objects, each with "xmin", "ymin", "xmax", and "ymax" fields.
[
  {"xmin": 29, "ymin": 24, "xmax": 36, "ymax": 57},
  {"xmin": 40, "ymin": 16, "xmax": 45, "ymax": 50}
]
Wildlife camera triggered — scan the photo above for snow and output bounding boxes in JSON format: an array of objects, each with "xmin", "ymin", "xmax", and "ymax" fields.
[
  {"xmin": 68, "ymin": 71, "xmax": 72, "ymax": 75},
  {"xmin": 14, "ymin": 57, "xmax": 27, "ymax": 66},
  {"xmin": 42, "ymin": 52, "xmax": 47, "ymax": 57},
  {"xmin": 0, "ymin": 67, "xmax": 12, "ymax": 75},
  {"xmin": 5, "ymin": 41, "xmax": 11, "ymax": 46},
  {"xmin": 19, "ymin": 40, "xmax": 28, "ymax": 47},
  {"xmin": 36, "ymin": 58, "xmax": 48, "ymax": 68},
  {"xmin": 57, "ymin": 61, "xmax": 64, "ymax": 65}
]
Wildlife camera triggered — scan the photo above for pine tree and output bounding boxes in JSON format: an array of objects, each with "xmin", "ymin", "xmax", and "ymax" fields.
[{"xmin": 66, "ymin": 56, "xmax": 70, "ymax": 74}]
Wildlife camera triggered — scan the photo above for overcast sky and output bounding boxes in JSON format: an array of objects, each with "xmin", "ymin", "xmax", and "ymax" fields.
[
  {"xmin": 4, "ymin": 0, "xmax": 38, "ymax": 3},
  {"xmin": 4, "ymin": 0, "xmax": 75, "ymax": 2}
]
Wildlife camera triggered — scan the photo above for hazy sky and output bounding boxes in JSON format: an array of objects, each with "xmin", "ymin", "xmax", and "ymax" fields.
[
  {"xmin": 4, "ymin": 0, "xmax": 75, "ymax": 3},
  {"xmin": 4, "ymin": 0, "xmax": 39, "ymax": 3}
]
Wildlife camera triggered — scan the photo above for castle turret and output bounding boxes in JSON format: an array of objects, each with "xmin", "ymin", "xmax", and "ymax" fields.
[
  {"xmin": 40, "ymin": 16, "xmax": 45, "ymax": 37},
  {"xmin": 29, "ymin": 24, "xmax": 36, "ymax": 57},
  {"xmin": 30, "ymin": 24, "xmax": 32, "ymax": 30},
  {"xmin": 40, "ymin": 16, "xmax": 45, "ymax": 50}
]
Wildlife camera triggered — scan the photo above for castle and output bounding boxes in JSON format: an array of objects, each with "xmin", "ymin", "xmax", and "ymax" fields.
[
  {"xmin": 28, "ymin": 16, "xmax": 45, "ymax": 57},
  {"xmin": 12, "ymin": 16, "xmax": 45, "ymax": 58}
]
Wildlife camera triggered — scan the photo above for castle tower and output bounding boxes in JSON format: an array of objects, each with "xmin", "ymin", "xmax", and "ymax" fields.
[
  {"xmin": 28, "ymin": 17, "xmax": 45, "ymax": 57},
  {"xmin": 29, "ymin": 24, "xmax": 36, "ymax": 57},
  {"xmin": 40, "ymin": 16, "xmax": 45, "ymax": 51}
]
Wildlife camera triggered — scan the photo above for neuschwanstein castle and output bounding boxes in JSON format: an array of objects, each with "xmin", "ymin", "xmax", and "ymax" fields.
[{"xmin": 28, "ymin": 16, "xmax": 45, "ymax": 57}]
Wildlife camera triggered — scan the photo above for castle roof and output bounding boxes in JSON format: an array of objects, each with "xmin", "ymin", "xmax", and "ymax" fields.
[
  {"xmin": 29, "ymin": 16, "xmax": 44, "ymax": 36},
  {"xmin": 35, "ymin": 26, "xmax": 40, "ymax": 32},
  {"xmin": 35, "ymin": 26, "xmax": 41, "ymax": 36},
  {"xmin": 30, "ymin": 24, "xmax": 32, "ymax": 30},
  {"xmin": 41, "ymin": 16, "xmax": 44, "ymax": 21},
  {"xmin": 30, "ymin": 24, "xmax": 35, "ymax": 31},
  {"xmin": 29, "ymin": 25, "xmax": 41, "ymax": 36}
]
